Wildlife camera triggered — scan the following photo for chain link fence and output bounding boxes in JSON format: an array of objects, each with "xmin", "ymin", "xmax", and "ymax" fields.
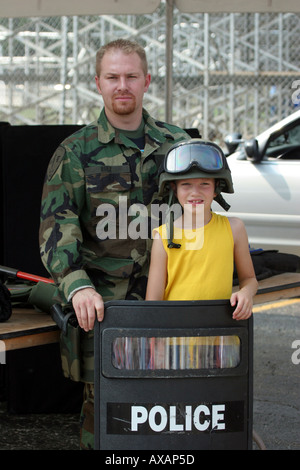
[{"xmin": 0, "ymin": 6, "xmax": 300, "ymax": 144}]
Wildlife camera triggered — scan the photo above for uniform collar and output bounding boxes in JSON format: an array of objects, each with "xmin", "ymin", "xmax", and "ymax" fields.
[{"xmin": 97, "ymin": 107, "xmax": 176, "ymax": 149}]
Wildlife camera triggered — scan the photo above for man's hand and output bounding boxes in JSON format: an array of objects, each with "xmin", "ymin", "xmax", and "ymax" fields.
[{"xmin": 72, "ymin": 288, "xmax": 104, "ymax": 331}]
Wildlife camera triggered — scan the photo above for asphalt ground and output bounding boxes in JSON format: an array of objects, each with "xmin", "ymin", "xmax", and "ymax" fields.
[
  {"xmin": 252, "ymin": 298, "xmax": 300, "ymax": 450},
  {"xmin": 0, "ymin": 297, "xmax": 299, "ymax": 451}
]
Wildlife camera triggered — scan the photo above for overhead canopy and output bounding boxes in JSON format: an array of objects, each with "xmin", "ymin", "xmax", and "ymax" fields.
[
  {"xmin": 1, "ymin": 0, "xmax": 300, "ymax": 18},
  {"xmin": 175, "ymin": 0, "xmax": 300, "ymax": 13},
  {"xmin": 0, "ymin": 0, "xmax": 161, "ymax": 18}
]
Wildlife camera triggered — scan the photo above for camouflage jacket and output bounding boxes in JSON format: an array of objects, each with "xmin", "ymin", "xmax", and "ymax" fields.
[{"xmin": 39, "ymin": 108, "xmax": 189, "ymax": 305}]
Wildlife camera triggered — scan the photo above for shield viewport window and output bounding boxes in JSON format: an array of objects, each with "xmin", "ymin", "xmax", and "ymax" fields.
[{"xmin": 112, "ymin": 335, "xmax": 240, "ymax": 371}]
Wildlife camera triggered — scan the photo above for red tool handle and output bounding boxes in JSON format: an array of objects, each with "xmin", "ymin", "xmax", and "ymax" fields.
[
  {"xmin": 16, "ymin": 271, "xmax": 54, "ymax": 284},
  {"xmin": 0, "ymin": 265, "xmax": 54, "ymax": 284}
]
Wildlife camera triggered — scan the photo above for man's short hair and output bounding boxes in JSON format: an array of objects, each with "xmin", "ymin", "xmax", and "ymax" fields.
[{"xmin": 96, "ymin": 39, "xmax": 148, "ymax": 77}]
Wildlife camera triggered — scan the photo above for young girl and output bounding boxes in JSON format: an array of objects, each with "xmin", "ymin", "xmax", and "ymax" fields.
[{"xmin": 146, "ymin": 140, "xmax": 258, "ymax": 320}]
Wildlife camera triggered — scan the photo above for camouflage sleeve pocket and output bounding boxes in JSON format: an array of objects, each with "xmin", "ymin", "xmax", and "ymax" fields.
[{"xmin": 85, "ymin": 165, "xmax": 132, "ymax": 193}]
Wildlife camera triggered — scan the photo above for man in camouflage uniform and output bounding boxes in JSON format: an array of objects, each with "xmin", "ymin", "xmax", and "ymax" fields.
[{"xmin": 39, "ymin": 39, "xmax": 189, "ymax": 449}]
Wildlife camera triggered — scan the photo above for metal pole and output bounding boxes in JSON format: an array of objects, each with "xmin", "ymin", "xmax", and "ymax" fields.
[
  {"xmin": 229, "ymin": 13, "xmax": 235, "ymax": 134},
  {"xmin": 254, "ymin": 13, "xmax": 259, "ymax": 136},
  {"xmin": 59, "ymin": 16, "xmax": 68, "ymax": 124},
  {"xmin": 203, "ymin": 13, "xmax": 209, "ymax": 139},
  {"xmin": 8, "ymin": 18, "xmax": 13, "ymax": 121},
  {"xmin": 165, "ymin": 0, "xmax": 174, "ymax": 123},
  {"xmin": 72, "ymin": 16, "xmax": 78, "ymax": 123},
  {"xmin": 278, "ymin": 13, "xmax": 283, "ymax": 118}
]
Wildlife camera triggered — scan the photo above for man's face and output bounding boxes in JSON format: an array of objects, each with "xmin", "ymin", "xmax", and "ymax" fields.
[{"xmin": 95, "ymin": 49, "xmax": 151, "ymax": 125}]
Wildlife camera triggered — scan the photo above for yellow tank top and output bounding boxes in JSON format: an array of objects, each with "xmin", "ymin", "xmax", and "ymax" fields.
[{"xmin": 155, "ymin": 212, "xmax": 234, "ymax": 301}]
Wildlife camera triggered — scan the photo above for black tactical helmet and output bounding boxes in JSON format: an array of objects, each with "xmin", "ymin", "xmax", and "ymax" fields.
[
  {"xmin": 158, "ymin": 139, "xmax": 234, "ymax": 248},
  {"xmin": 159, "ymin": 139, "xmax": 234, "ymax": 209}
]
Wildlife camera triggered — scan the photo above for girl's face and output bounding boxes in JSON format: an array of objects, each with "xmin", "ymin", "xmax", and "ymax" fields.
[
  {"xmin": 171, "ymin": 178, "xmax": 216, "ymax": 213},
  {"xmin": 172, "ymin": 178, "xmax": 216, "ymax": 226}
]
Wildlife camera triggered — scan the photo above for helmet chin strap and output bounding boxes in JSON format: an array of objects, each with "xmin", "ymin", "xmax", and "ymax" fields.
[
  {"xmin": 166, "ymin": 189, "xmax": 181, "ymax": 249},
  {"xmin": 167, "ymin": 211, "xmax": 181, "ymax": 249},
  {"xmin": 214, "ymin": 180, "xmax": 231, "ymax": 211},
  {"xmin": 214, "ymin": 193, "xmax": 231, "ymax": 211}
]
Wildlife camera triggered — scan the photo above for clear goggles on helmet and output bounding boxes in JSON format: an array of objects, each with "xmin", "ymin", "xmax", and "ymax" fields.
[{"xmin": 164, "ymin": 142, "xmax": 224, "ymax": 174}]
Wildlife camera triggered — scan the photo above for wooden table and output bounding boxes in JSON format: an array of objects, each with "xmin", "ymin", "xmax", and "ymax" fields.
[
  {"xmin": 0, "ymin": 308, "xmax": 59, "ymax": 351},
  {"xmin": 1, "ymin": 273, "xmax": 300, "ymax": 352},
  {"xmin": 235, "ymin": 272, "xmax": 300, "ymax": 305}
]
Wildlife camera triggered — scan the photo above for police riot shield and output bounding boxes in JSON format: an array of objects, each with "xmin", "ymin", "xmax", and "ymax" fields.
[{"xmin": 94, "ymin": 300, "xmax": 253, "ymax": 450}]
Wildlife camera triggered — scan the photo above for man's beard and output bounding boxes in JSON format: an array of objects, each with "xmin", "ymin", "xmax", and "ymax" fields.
[{"xmin": 112, "ymin": 93, "xmax": 136, "ymax": 115}]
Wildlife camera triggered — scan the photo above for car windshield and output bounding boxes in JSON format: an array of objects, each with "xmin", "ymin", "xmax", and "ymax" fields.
[{"xmin": 265, "ymin": 120, "xmax": 300, "ymax": 159}]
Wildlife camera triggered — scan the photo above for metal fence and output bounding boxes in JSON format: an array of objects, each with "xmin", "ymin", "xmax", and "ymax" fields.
[{"xmin": 0, "ymin": 6, "xmax": 300, "ymax": 143}]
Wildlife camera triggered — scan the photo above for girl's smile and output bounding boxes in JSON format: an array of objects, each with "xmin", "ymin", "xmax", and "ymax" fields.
[{"xmin": 173, "ymin": 178, "xmax": 216, "ymax": 207}]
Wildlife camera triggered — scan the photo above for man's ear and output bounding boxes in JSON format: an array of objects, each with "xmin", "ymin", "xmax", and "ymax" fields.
[
  {"xmin": 95, "ymin": 75, "xmax": 101, "ymax": 95},
  {"xmin": 144, "ymin": 73, "xmax": 151, "ymax": 92}
]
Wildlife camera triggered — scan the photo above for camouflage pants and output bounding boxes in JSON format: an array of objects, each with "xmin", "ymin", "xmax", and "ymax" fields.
[{"xmin": 80, "ymin": 383, "xmax": 94, "ymax": 450}]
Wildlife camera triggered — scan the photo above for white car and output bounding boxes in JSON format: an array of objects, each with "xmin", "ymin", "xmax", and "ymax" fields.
[{"xmin": 213, "ymin": 109, "xmax": 300, "ymax": 256}]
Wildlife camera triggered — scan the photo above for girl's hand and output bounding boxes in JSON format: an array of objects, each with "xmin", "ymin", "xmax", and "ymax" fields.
[{"xmin": 230, "ymin": 290, "xmax": 253, "ymax": 320}]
